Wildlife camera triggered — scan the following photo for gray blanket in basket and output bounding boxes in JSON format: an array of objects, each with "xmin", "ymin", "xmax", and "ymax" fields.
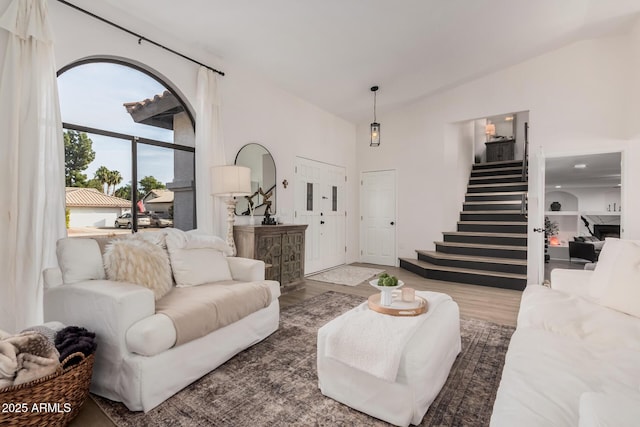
[{"xmin": 0, "ymin": 330, "xmax": 60, "ymax": 388}]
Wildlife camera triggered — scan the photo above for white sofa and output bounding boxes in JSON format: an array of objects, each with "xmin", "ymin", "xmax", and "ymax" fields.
[
  {"xmin": 491, "ymin": 239, "xmax": 640, "ymax": 426},
  {"xmin": 43, "ymin": 232, "xmax": 281, "ymax": 412}
]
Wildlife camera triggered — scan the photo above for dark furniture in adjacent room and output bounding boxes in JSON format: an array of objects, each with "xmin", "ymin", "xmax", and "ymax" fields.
[
  {"xmin": 485, "ymin": 139, "xmax": 515, "ymax": 162},
  {"xmin": 568, "ymin": 241, "xmax": 599, "ymax": 262}
]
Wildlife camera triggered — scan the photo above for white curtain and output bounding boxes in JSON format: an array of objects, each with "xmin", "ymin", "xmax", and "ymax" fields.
[
  {"xmin": 0, "ymin": 0, "xmax": 66, "ymax": 332},
  {"xmin": 195, "ymin": 67, "xmax": 226, "ymax": 236}
]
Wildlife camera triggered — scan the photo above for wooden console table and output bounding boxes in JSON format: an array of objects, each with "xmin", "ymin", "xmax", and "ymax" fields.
[{"xmin": 233, "ymin": 224, "xmax": 308, "ymax": 293}]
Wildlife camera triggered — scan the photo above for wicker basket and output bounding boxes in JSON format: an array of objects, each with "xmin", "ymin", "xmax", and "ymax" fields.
[{"xmin": 0, "ymin": 352, "xmax": 95, "ymax": 427}]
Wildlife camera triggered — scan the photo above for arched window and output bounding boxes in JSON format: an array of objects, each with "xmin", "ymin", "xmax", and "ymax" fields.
[{"xmin": 58, "ymin": 60, "xmax": 195, "ymax": 235}]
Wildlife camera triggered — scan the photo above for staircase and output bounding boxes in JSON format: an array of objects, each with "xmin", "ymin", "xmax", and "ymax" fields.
[{"xmin": 400, "ymin": 159, "xmax": 528, "ymax": 291}]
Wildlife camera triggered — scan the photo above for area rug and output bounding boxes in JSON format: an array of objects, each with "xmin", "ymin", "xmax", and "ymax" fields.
[
  {"xmin": 307, "ymin": 265, "xmax": 384, "ymax": 286},
  {"xmin": 94, "ymin": 291, "xmax": 515, "ymax": 427}
]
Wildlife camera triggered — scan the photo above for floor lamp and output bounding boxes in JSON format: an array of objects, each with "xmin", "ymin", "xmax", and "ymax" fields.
[{"xmin": 211, "ymin": 165, "xmax": 251, "ymax": 256}]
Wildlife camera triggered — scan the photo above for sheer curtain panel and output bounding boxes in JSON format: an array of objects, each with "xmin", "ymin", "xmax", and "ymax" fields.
[
  {"xmin": 0, "ymin": 0, "xmax": 66, "ymax": 332},
  {"xmin": 195, "ymin": 67, "xmax": 226, "ymax": 236}
]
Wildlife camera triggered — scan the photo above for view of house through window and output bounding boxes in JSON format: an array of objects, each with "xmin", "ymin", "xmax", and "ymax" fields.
[{"xmin": 58, "ymin": 61, "xmax": 196, "ymax": 236}]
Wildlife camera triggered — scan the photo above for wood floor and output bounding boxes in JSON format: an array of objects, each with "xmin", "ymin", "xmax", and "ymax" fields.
[{"xmin": 70, "ymin": 263, "xmax": 522, "ymax": 427}]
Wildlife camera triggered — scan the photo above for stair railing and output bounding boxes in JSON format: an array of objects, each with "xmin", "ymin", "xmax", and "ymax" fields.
[
  {"xmin": 522, "ymin": 122, "xmax": 529, "ymax": 182},
  {"xmin": 521, "ymin": 192, "xmax": 528, "ymax": 219},
  {"xmin": 521, "ymin": 122, "xmax": 529, "ymax": 218}
]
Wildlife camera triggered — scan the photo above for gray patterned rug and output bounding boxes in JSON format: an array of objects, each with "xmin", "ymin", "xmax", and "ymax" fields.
[
  {"xmin": 307, "ymin": 265, "xmax": 384, "ymax": 286},
  {"xmin": 94, "ymin": 291, "xmax": 514, "ymax": 426}
]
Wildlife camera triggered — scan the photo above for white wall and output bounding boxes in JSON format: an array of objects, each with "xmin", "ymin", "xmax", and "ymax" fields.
[
  {"xmin": 0, "ymin": 1, "xmax": 358, "ymax": 262},
  {"xmin": 357, "ymin": 23, "xmax": 640, "ymax": 259},
  {"xmin": 69, "ymin": 207, "xmax": 124, "ymax": 227}
]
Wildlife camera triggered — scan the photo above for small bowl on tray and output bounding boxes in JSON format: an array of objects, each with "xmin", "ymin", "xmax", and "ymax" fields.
[{"xmin": 369, "ymin": 279, "xmax": 404, "ymax": 307}]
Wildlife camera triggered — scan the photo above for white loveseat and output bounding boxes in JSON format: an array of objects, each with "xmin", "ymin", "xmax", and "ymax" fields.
[
  {"xmin": 491, "ymin": 238, "xmax": 640, "ymax": 426},
  {"xmin": 43, "ymin": 231, "xmax": 281, "ymax": 412}
]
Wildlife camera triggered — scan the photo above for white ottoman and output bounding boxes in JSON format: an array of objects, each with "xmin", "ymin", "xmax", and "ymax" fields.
[{"xmin": 317, "ymin": 291, "xmax": 461, "ymax": 427}]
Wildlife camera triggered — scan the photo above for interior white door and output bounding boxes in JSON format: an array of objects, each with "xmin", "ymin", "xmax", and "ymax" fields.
[
  {"xmin": 528, "ymin": 146, "xmax": 545, "ymax": 284},
  {"xmin": 360, "ymin": 170, "xmax": 397, "ymax": 266},
  {"xmin": 294, "ymin": 157, "xmax": 346, "ymax": 274}
]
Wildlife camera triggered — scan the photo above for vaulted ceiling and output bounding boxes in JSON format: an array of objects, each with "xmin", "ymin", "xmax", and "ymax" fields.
[{"xmin": 69, "ymin": 0, "xmax": 640, "ymax": 123}]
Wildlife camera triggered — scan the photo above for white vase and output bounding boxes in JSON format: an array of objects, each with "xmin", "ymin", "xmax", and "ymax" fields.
[{"xmin": 380, "ymin": 288, "xmax": 394, "ymax": 307}]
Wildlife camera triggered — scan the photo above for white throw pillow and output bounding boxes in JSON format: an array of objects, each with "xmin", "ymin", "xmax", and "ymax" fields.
[
  {"xmin": 591, "ymin": 239, "xmax": 640, "ymax": 318},
  {"xmin": 103, "ymin": 238, "xmax": 173, "ymax": 300},
  {"xmin": 165, "ymin": 229, "xmax": 233, "ymax": 287},
  {"xmin": 579, "ymin": 391, "xmax": 640, "ymax": 427},
  {"xmin": 56, "ymin": 238, "xmax": 106, "ymax": 284}
]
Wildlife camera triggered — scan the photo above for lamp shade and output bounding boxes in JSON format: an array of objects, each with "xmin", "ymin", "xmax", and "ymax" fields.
[
  {"xmin": 370, "ymin": 122, "xmax": 380, "ymax": 147},
  {"xmin": 485, "ymin": 123, "xmax": 496, "ymax": 136},
  {"xmin": 211, "ymin": 165, "xmax": 251, "ymax": 196}
]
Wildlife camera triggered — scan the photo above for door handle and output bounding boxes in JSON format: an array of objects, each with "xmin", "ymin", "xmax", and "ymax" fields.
[
  {"xmin": 533, "ymin": 228, "xmax": 544, "ymax": 233},
  {"xmin": 390, "ymin": 221, "xmax": 395, "ymax": 225},
  {"xmin": 320, "ymin": 220, "xmax": 325, "ymax": 225}
]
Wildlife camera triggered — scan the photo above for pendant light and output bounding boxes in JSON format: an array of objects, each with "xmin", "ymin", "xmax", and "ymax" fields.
[{"xmin": 370, "ymin": 86, "xmax": 380, "ymax": 147}]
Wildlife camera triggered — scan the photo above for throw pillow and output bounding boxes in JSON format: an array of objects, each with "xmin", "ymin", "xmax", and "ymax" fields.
[
  {"xmin": 165, "ymin": 229, "xmax": 233, "ymax": 287},
  {"xmin": 56, "ymin": 238, "xmax": 106, "ymax": 284},
  {"xmin": 588, "ymin": 238, "xmax": 624, "ymax": 299},
  {"xmin": 131, "ymin": 230, "xmax": 168, "ymax": 249},
  {"xmin": 591, "ymin": 239, "xmax": 640, "ymax": 318},
  {"xmin": 103, "ymin": 238, "xmax": 173, "ymax": 300}
]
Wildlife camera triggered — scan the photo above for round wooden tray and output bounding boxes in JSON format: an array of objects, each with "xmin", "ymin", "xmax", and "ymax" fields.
[{"xmin": 368, "ymin": 292, "xmax": 428, "ymax": 316}]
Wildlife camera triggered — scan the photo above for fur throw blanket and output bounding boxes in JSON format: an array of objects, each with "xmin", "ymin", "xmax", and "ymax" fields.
[
  {"xmin": 55, "ymin": 326, "xmax": 97, "ymax": 368},
  {"xmin": 0, "ymin": 331, "xmax": 60, "ymax": 389}
]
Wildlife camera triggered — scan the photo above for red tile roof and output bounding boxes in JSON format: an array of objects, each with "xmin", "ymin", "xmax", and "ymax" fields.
[{"xmin": 65, "ymin": 187, "xmax": 131, "ymax": 208}]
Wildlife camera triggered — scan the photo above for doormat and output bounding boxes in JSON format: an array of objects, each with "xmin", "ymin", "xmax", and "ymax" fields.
[{"xmin": 307, "ymin": 265, "xmax": 384, "ymax": 286}]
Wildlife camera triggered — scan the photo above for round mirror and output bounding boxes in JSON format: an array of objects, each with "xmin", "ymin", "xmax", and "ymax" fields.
[{"xmin": 234, "ymin": 143, "xmax": 276, "ymax": 216}]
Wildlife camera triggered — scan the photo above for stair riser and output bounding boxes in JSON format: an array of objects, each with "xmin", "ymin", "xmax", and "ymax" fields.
[
  {"xmin": 443, "ymin": 234, "xmax": 527, "ymax": 247},
  {"xmin": 417, "ymin": 252, "xmax": 527, "ymax": 274},
  {"xmin": 465, "ymin": 193, "xmax": 524, "ymax": 202},
  {"xmin": 469, "ymin": 176, "xmax": 524, "ymax": 185},
  {"xmin": 471, "ymin": 168, "xmax": 522, "ymax": 178},
  {"xmin": 436, "ymin": 244, "xmax": 527, "ymax": 259},
  {"xmin": 463, "ymin": 203, "xmax": 522, "ymax": 211},
  {"xmin": 468, "ymin": 184, "xmax": 528, "ymax": 193},
  {"xmin": 460, "ymin": 213, "xmax": 526, "ymax": 221},
  {"xmin": 458, "ymin": 223, "xmax": 528, "ymax": 233},
  {"xmin": 399, "ymin": 259, "xmax": 526, "ymax": 291},
  {"xmin": 472, "ymin": 161, "xmax": 523, "ymax": 171}
]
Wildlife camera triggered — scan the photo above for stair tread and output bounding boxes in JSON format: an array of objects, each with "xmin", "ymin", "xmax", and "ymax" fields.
[
  {"xmin": 470, "ymin": 174, "xmax": 524, "ymax": 180},
  {"xmin": 465, "ymin": 191, "xmax": 527, "ymax": 197},
  {"xmin": 468, "ymin": 182, "xmax": 528, "ymax": 188},
  {"xmin": 461, "ymin": 210, "xmax": 524, "ymax": 214},
  {"xmin": 471, "ymin": 166, "xmax": 522, "ymax": 174},
  {"xmin": 435, "ymin": 241, "xmax": 527, "ymax": 251},
  {"xmin": 458, "ymin": 220, "xmax": 527, "ymax": 225},
  {"xmin": 443, "ymin": 231, "xmax": 528, "ymax": 238},
  {"xmin": 475, "ymin": 160, "xmax": 523, "ymax": 166},
  {"xmin": 464, "ymin": 200, "xmax": 522, "ymax": 205},
  {"xmin": 400, "ymin": 258, "xmax": 527, "ymax": 279},
  {"xmin": 416, "ymin": 250, "xmax": 527, "ymax": 265}
]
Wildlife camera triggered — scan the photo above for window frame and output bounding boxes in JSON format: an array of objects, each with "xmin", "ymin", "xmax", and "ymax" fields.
[{"xmin": 58, "ymin": 58, "xmax": 196, "ymax": 232}]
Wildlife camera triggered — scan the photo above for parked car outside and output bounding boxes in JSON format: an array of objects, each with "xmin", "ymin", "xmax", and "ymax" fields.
[
  {"xmin": 114, "ymin": 212, "xmax": 151, "ymax": 229},
  {"xmin": 149, "ymin": 213, "xmax": 173, "ymax": 228}
]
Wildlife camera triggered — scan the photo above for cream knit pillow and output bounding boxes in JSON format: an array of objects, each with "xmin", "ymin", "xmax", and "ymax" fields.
[{"xmin": 103, "ymin": 238, "xmax": 173, "ymax": 300}]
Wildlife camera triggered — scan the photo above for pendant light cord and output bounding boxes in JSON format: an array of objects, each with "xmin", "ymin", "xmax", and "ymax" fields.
[{"xmin": 373, "ymin": 90, "xmax": 377, "ymax": 122}]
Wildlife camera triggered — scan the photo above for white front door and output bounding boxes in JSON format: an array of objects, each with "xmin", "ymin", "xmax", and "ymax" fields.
[
  {"xmin": 360, "ymin": 170, "xmax": 397, "ymax": 266},
  {"xmin": 294, "ymin": 157, "xmax": 346, "ymax": 274}
]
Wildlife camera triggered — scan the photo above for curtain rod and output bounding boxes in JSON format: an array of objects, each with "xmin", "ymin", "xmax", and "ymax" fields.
[{"xmin": 56, "ymin": 0, "xmax": 225, "ymax": 76}]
